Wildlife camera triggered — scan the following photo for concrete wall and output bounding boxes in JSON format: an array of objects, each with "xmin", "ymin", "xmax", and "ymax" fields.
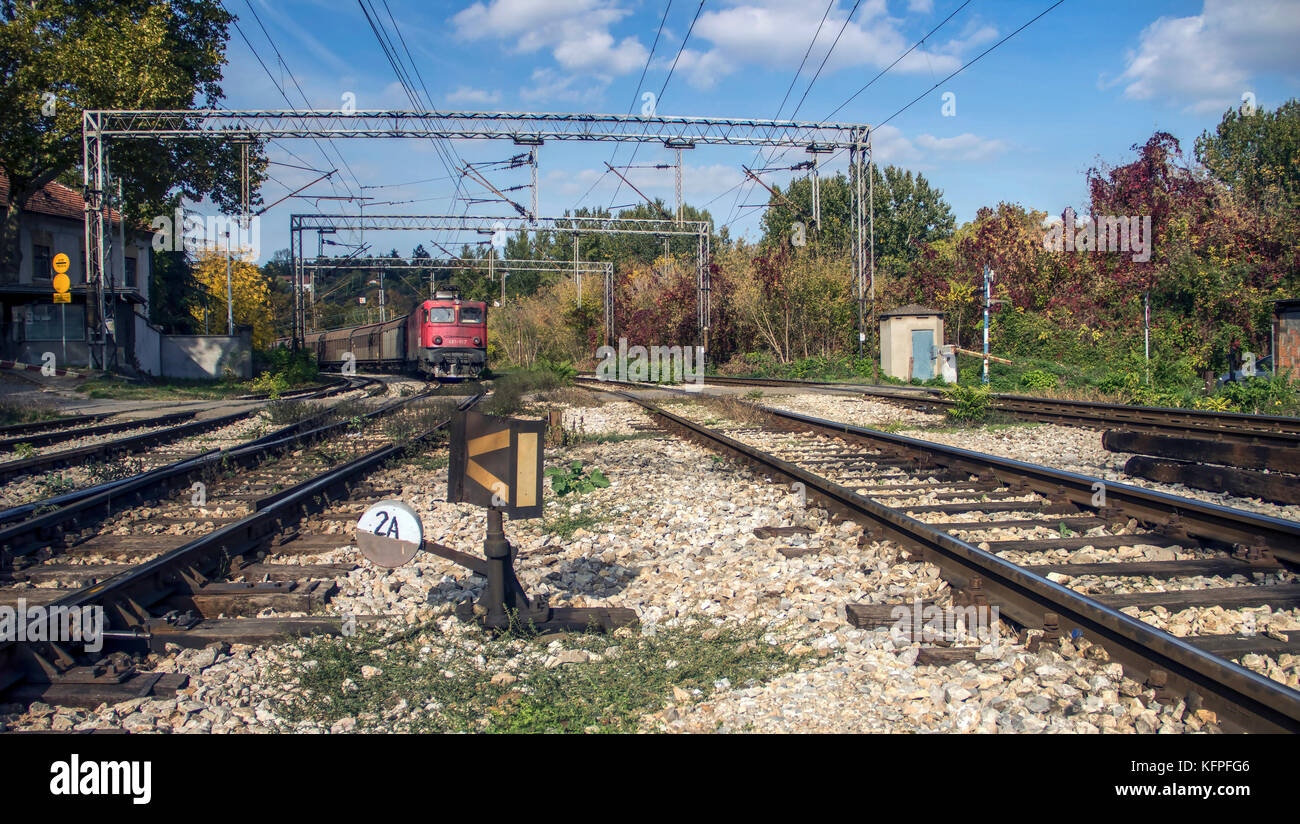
[
  {"xmin": 158, "ymin": 328, "xmax": 252, "ymax": 380},
  {"xmin": 880, "ymin": 314, "xmax": 945, "ymax": 380}
]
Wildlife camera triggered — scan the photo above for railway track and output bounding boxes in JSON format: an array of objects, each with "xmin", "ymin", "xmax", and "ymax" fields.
[
  {"xmin": 579, "ymin": 378, "xmax": 1300, "ymax": 732},
  {"xmin": 0, "ymin": 376, "xmax": 382, "ymax": 487},
  {"xmin": 694, "ymin": 374, "xmax": 1300, "ymax": 448},
  {"xmin": 0, "ymin": 390, "xmax": 478, "ymax": 707}
]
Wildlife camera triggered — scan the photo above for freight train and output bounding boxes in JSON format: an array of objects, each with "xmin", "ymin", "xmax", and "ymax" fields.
[{"xmin": 298, "ymin": 291, "xmax": 488, "ymax": 379}]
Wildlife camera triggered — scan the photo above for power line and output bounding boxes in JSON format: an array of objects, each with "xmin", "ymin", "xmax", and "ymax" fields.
[
  {"xmin": 608, "ymin": 0, "xmax": 707, "ymax": 212},
  {"xmin": 821, "ymin": 0, "xmax": 972, "ymax": 123},
  {"xmin": 875, "ymin": 0, "xmax": 1066, "ymax": 131},
  {"xmin": 725, "ymin": 0, "xmax": 863, "ymax": 229},
  {"xmin": 240, "ymin": 0, "xmax": 363, "ymax": 197}
]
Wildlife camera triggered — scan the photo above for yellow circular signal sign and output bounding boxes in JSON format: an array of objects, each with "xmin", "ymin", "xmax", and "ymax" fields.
[
  {"xmin": 53, "ymin": 273, "xmax": 71, "ymax": 293},
  {"xmin": 51, "ymin": 253, "xmax": 70, "ymax": 275}
]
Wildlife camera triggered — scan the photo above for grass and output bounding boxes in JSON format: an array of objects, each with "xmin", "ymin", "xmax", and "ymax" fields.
[
  {"xmin": 380, "ymin": 399, "xmax": 458, "ymax": 442},
  {"xmin": 81, "ymin": 375, "xmax": 259, "ymax": 400},
  {"xmin": 276, "ymin": 618, "xmax": 805, "ymax": 733},
  {"xmin": 0, "ymin": 400, "xmax": 64, "ymax": 427},
  {"xmin": 543, "ymin": 511, "xmax": 602, "ymax": 539},
  {"xmin": 562, "ymin": 430, "xmax": 660, "ymax": 446}
]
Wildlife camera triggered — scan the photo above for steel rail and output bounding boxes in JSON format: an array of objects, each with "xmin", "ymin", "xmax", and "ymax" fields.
[
  {"xmin": 758, "ymin": 405, "xmax": 1300, "ymax": 565},
  {"xmin": 600, "ymin": 388, "xmax": 1300, "ymax": 732},
  {"xmin": 0, "ymin": 413, "xmax": 114, "ymax": 438},
  {"xmin": 0, "ymin": 391, "xmax": 422, "ymax": 557},
  {"xmin": 0, "ymin": 409, "xmax": 199, "ymax": 451},
  {"xmin": 0, "ymin": 394, "xmax": 481, "ymax": 695}
]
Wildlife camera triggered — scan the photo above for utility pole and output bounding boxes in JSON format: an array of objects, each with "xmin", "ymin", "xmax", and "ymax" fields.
[
  {"xmin": 983, "ymin": 265, "xmax": 994, "ymax": 385},
  {"xmin": 1144, "ymin": 290, "xmax": 1151, "ymax": 385},
  {"xmin": 225, "ymin": 229, "xmax": 234, "ymax": 335}
]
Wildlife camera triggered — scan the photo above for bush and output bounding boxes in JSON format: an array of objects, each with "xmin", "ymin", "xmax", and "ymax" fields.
[
  {"xmin": 265, "ymin": 399, "xmax": 319, "ymax": 426},
  {"xmin": 944, "ymin": 383, "xmax": 991, "ymax": 423},
  {"xmin": 1214, "ymin": 374, "xmax": 1300, "ymax": 414},
  {"xmin": 1020, "ymin": 369, "xmax": 1058, "ymax": 390},
  {"xmin": 252, "ymin": 346, "xmax": 319, "ymax": 392}
]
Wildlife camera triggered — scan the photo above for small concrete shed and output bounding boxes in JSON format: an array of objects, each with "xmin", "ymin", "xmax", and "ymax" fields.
[{"xmin": 879, "ymin": 305, "xmax": 945, "ymax": 381}]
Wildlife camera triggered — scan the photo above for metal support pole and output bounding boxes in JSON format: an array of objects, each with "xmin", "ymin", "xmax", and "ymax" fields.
[
  {"xmin": 675, "ymin": 147, "xmax": 683, "ymax": 225},
  {"xmin": 530, "ymin": 147, "xmax": 538, "ymax": 224},
  {"xmin": 1144, "ymin": 290, "xmax": 1151, "ymax": 386},
  {"xmin": 868, "ymin": 135, "xmax": 876, "ymax": 381},
  {"xmin": 225, "ymin": 230, "xmax": 234, "ymax": 335},
  {"xmin": 573, "ymin": 233, "xmax": 580, "ymax": 297},
  {"xmin": 240, "ymin": 140, "xmax": 250, "ymax": 230},
  {"xmin": 983, "ymin": 265, "xmax": 992, "ymax": 385},
  {"xmin": 604, "ymin": 263, "xmax": 613, "ymax": 346},
  {"xmin": 812, "ymin": 154, "xmax": 821, "ymax": 230}
]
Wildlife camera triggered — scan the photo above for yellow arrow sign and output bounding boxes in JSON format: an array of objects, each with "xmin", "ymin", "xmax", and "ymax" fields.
[
  {"xmin": 466, "ymin": 428, "xmax": 510, "ymax": 500},
  {"xmin": 448, "ymin": 411, "xmax": 547, "ymax": 519}
]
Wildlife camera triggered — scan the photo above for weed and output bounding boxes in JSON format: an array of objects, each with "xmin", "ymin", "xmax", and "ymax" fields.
[
  {"xmin": 12, "ymin": 442, "xmax": 36, "ymax": 460},
  {"xmin": 545, "ymin": 461, "xmax": 610, "ymax": 497},
  {"xmin": 276, "ymin": 618, "xmax": 804, "ymax": 733},
  {"xmin": 543, "ymin": 511, "xmax": 602, "ymax": 539},
  {"xmin": 88, "ymin": 457, "xmax": 145, "ymax": 484},
  {"xmin": 265, "ymin": 399, "xmax": 319, "ymax": 426},
  {"xmin": 944, "ymin": 384, "xmax": 992, "ymax": 424}
]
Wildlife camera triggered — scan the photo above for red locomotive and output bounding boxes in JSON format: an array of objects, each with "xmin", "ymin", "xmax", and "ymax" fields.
[{"xmin": 300, "ymin": 290, "xmax": 487, "ymax": 379}]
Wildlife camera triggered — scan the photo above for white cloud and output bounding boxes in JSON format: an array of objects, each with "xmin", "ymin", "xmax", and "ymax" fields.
[
  {"xmin": 445, "ymin": 86, "xmax": 503, "ymax": 106},
  {"xmin": 869, "ymin": 125, "xmax": 921, "ymax": 164},
  {"xmin": 914, "ymin": 132, "xmax": 1009, "ymax": 162},
  {"xmin": 519, "ymin": 68, "xmax": 608, "ymax": 104},
  {"xmin": 1115, "ymin": 0, "xmax": 1300, "ymax": 113},
  {"xmin": 868, "ymin": 126, "xmax": 1008, "ymax": 166},
  {"xmin": 450, "ymin": 0, "xmax": 648, "ymax": 76},
  {"xmin": 667, "ymin": 1, "xmax": 989, "ymax": 93}
]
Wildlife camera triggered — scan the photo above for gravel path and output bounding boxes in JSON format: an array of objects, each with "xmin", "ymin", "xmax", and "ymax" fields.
[{"xmin": 0, "ymin": 395, "xmax": 1230, "ymax": 734}]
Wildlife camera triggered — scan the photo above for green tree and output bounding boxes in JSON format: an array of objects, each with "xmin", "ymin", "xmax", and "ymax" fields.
[
  {"xmin": 1195, "ymin": 99, "xmax": 1300, "ymax": 210},
  {"xmin": 0, "ymin": 0, "xmax": 264, "ymax": 274},
  {"xmin": 758, "ymin": 164, "xmax": 955, "ymax": 271}
]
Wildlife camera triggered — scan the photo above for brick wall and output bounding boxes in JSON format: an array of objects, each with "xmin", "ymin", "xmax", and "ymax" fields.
[{"xmin": 1278, "ymin": 308, "xmax": 1300, "ymax": 376}]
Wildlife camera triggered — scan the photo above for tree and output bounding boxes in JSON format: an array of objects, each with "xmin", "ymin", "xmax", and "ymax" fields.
[
  {"xmin": 0, "ymin": 0, "xmax": 265, "ymax": 275},
  {"xmin": 758, "ymin": 164, "xmax": 955, "ymax": 278},
  {"xmin": 1195, "ymin": 99, "xmax": 1300, "ymax": 211},
  {"xmin": 190, "ymin": 248, "xmax": 274, "ymax": 347}
]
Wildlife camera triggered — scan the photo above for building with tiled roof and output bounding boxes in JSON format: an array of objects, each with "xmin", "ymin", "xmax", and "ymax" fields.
[{"xmin": 1, "ymin": 169, "xmax": 152, "ymax": 370}]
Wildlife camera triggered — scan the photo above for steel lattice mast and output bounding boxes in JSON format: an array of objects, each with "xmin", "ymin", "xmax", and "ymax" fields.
[{"xmin": 83, "ymin": 109, "xmax": 870, "ymax": 366}]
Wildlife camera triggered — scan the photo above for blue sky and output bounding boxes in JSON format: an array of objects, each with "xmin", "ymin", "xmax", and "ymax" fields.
[{"xmin": 212, "ymin": 0, "xmax": 1300, "ymax": 262}]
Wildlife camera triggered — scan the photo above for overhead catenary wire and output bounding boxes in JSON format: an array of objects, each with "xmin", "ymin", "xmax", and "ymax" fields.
[{"xmin": 607, "ymin": 0, "xmax": 707, "ymax": 213}]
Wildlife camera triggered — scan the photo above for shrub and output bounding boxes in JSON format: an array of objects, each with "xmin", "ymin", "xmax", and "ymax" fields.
[
  {"xmin": 944, "ymin": 383, "xmax": 991, "ymax": 423},
  {"xmin": 1020, "ymin": 369, "xmax": 1058, "ymax": 390},
  {"xmin": 265, "ymin": 399, "xmax": 319, "ymax": 426}
]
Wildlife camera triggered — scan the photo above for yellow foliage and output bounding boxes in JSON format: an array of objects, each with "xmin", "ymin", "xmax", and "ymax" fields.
[{"xmin": 189, "ymin": 249, "xmax": 275, "ymax": 348}]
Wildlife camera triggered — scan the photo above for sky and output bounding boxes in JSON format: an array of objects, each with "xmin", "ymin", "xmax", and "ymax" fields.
[{"xmin": 207, "ymin": 0, "xmax": 1300, "ymax": 263}]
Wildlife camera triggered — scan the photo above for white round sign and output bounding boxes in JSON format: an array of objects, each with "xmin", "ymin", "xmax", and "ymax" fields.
[{"xmin": 355, "ymin": 499, "xmax": 423, "ymax": 568}]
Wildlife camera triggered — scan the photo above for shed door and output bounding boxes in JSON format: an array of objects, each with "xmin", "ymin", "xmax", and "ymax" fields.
[{"xmin": 911, "ymin": 329, "xmax": 934, "ymax": 380}]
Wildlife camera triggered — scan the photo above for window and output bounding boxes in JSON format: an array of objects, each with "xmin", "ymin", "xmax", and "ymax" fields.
[
  {"xmin": 459, "ymin": 306, "xmax": 483, "ymax": 323},
  {"xmin": 24, "ymin": 304, "xmax": 85, "ymax": 341},
  {"xmin": 32, "ymin": 244, "xmax": 52, "ymax": 281},
  {"xmin": 124, "ymin": 256, "xmax": 137, "ymax": 289},
  {"xmin": 426, "ymin": 306, "xmax": 454, "ymax": 323}
]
